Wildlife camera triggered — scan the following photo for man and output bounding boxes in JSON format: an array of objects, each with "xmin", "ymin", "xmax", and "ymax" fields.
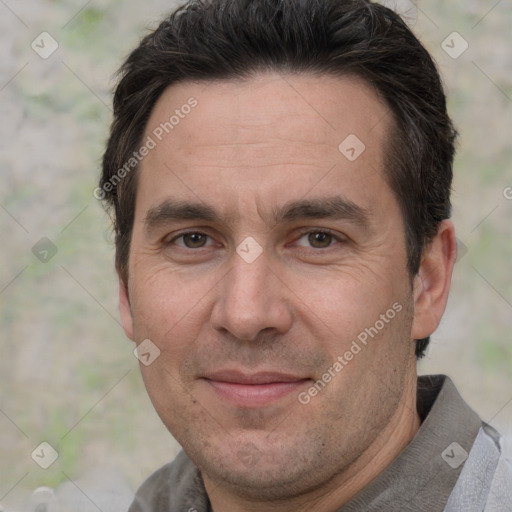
[{"xmin": 99, "ymin": 0, "xmax": 512, "ymax": 510}]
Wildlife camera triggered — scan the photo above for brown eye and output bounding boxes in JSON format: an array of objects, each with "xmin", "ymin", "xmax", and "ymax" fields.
[
  {"xmin": 307, "ymin": 231, "xmax": 334, "ymax": 248},
  {"xmin": 181, "ymin": 233, "xmax": 209, "ymax": 248}
]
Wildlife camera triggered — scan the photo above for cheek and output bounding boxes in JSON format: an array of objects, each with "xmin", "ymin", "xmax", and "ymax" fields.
[
  {"xmin": 128, "ymin": 262, "xmax": 215, "ymax": 349},
  {"xmin": 286, "ymin": 264, "xmax": 402, "ymax": 338}
]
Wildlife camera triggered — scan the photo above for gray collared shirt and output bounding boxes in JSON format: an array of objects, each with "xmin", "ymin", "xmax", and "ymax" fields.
[{"xmin": 128, "ymin": 374, "xmax": 512, "ymax": 511}]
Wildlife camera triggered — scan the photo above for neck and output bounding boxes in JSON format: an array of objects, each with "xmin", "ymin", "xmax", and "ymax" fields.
[{"xmin": 206, "ymin": 371, "xmax": 420, "ymax": 512}]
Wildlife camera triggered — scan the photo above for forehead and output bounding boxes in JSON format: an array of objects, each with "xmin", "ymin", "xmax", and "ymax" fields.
[
  {"xmin": 145, "ymin": 72, "xmax": 389, "ymax": 149},
  {"xmin": 137, "ymin": 72, "xmax": 394, "ymax": 221}
]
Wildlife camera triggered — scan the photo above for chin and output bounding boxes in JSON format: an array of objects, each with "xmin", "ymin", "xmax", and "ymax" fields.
[{"xmin": 193, "ymin": 435, "xmax": 321, "ymax": 496}]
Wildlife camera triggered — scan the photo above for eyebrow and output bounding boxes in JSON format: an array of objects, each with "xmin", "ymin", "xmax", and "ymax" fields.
[
  {"xmin": 143, "ymin": 195, "xmax": 372, "ymax": 233},
  {"xmin": 144, "ymin": 200, "xmax": 222, "ymax": 233},
  {"xmin": 272, "ymin": 196, "xmax": 371, "ymax": 228}
]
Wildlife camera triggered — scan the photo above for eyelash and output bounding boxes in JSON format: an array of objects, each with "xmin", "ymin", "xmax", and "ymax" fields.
[{"xmin": 167, "ymin": 228, "xmax": 344, "ymax": 250}]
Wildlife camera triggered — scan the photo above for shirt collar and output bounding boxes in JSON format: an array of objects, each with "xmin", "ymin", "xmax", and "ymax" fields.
[{"xmin": 336, "ymin": 374, "xmax": 482, "ymax": 512}]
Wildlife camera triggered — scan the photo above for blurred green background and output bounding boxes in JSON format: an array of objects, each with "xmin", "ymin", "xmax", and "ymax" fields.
[{"xmin": 1, "ymin": 0, "xmax": 511, "ymax": 509}]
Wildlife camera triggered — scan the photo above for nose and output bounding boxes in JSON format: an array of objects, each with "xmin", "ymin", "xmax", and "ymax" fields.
[{"xmin": 210, "ymin": 251, "xmax": 293, "ymax": 341}]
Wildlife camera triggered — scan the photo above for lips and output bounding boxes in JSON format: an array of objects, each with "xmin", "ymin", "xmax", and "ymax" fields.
[{"xmin": 201, "ymin": 370, "xmax": 310, "ymax": 407}]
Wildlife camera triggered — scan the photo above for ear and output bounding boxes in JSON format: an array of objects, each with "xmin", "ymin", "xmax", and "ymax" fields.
[
  {"xmin": 411, "ymin": 219, "xmax": 457, "ymax": 340},
  {"xmin": 119, "ymin": 275, "xmax": 135, "ymax": 341}
]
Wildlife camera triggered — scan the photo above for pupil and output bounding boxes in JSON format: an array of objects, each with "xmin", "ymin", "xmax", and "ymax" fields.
[
  {"xmin": 185, "ymin": 233, "xmax": 205, "ymax": 248},
  {"xmin": 309, "ymin": 232, "xmax": 331, "ymax": 248}
]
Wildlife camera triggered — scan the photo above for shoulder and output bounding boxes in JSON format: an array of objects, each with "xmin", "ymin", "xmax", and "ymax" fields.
[
  {"xmin": 484, "ymin": 429, "xmax": 512, "ymax": 511},
  {"xmin": 445, "ymin": 423, "xmax": 512, "ymax": 511}
]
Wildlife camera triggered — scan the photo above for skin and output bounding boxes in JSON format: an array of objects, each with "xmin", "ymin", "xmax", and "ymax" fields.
[{"xmin": 119, "ymin": 73, "xmax": 457, "ymax": 512}]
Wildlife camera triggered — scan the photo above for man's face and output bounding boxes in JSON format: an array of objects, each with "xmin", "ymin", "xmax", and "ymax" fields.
[{"xmin": 121, "ymin": 73, "xmax": 420, "ymax": 498}]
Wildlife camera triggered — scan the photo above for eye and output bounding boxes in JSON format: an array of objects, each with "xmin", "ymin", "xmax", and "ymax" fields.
[
  {"xmin": 170, "ymin": 231, "xmax": 214, "ymax": 249},
  {"xmin": 295, "ymin": 229, "xmax": 342, "ymax": 249}
]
